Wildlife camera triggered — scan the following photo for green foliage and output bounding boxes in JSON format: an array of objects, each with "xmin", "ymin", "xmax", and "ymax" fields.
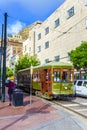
[
  {"xmin": 68, "ymin": 41, "xmax": 87, "ymax": 71},
  {"xmin": 6, "ymin": 67, "xmax": 13, "ymax": 77},
  {"xmin": 15, "ymin": 54, "xmax": 40, "ymax": 73}
]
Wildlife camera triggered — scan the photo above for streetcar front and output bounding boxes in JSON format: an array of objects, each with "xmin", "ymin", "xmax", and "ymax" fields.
[{"xmin": 52, "ymin": 67, "xmax": 75, "ymax": 99}]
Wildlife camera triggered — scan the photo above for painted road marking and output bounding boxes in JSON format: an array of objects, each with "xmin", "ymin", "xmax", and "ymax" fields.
[
  {"xmin": 81, "ymin": 103, "xmax": 87, "ymax": 105},
  {"xmin": 76, "ymin": 109, "xmax": 87, "ymax": 112},
  {"xmin": 63, "ymin": 104, "xmax": 79, "ymax": 107}
]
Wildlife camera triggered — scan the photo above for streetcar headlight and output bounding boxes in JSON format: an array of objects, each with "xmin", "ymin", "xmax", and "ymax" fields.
[{"xmin": 65, "ymin": 87, "xmax": 67, "ymax": 89}]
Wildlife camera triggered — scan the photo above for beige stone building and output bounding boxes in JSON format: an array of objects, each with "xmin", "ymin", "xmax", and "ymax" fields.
[
  {"xmin": 0, "ymin": 34, "xmax": 23, "ymax": 70},
  {"xmin": 23, "ymin": 0, "xmax": 87, "ymax": 65},
  {"xmin": 19, "ymin": 21, "xmax": 42, "ymax": 41},
  {"xmin": 6, "ymin": 40, "xmax": 23, "ymax": 69},
  {"xmin": 23, "ymin": 21, "xmax": 42, "ymax": 55},
  {"xmin": 8, "ymin": 34, "xmax": 23, "ymax": 43}
]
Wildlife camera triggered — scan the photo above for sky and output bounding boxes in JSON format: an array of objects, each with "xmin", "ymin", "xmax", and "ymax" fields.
[{"xmin": 0, "ymin": 0, "xmax": 65, "ymax": 36}]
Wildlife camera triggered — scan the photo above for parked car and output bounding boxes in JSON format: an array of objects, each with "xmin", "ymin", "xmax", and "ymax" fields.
[{"xmin": 74, "ymin": 80, "xmax": 87, "ymax": 97}]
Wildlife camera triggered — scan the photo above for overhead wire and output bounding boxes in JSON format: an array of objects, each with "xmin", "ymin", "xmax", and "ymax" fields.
[{"xmin": 0, "ymin": 4, "xmax": 87, "ymax": 39}]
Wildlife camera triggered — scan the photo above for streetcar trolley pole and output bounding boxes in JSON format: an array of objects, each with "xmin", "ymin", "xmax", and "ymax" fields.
[{"xmin": 30, "ymin": 65, "xmax": 33, "ymax": 104}]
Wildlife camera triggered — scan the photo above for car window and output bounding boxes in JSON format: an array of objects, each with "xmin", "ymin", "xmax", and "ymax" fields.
[
  {"xmin": 83, "ymin": 81, "xmax": 87, "ymax": 87},
  {"xmin": 77, "ymin": 81, "xmax": 82, "ymax": 86},
  {"xmin": 74, "ymin": 80, "xmax": 76, "ymax": 85}
]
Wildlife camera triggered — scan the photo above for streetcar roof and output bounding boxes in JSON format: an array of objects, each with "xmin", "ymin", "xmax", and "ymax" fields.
[
  {"xmin": 34, "ymin": 62, "xmax": 73, "ymax": 69},
  {"xmin": 17, "ymin": 62, "xmax": 73, "ymax": 73},
  {"xmin": 18, "ymin": 67, "xmax": 30, "ymax": 73}
]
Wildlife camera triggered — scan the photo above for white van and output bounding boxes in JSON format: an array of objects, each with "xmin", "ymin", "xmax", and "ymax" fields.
[{"xmin": 74, "ymin": 80, "xmax": 87, "ymax": 97}]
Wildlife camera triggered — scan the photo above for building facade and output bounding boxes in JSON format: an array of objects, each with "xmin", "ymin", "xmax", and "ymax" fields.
[
  {"xmin": 6, "ymin": 40, "xmax": 23, "ymax": 70},
  {"xmin": 19, "ymin": 21, "xmax": 42, "ymax": 41},
  {"xmin": 23, "ymin": 0, "xmax": 87, "ymax": 65},
  {"xmin": 23, "ymin": 22, "xmax": 42, "ymax": 56},
  {"xmin": 8, "ymin": 34, "xmax": 23, "ymax": 43}
]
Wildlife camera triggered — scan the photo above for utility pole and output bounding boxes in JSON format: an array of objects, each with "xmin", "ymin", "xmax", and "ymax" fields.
[
  {"xmin": 0, "ymin": 24, "xmax": 4, "ymax": 99},
  {"xmin": 1, "ymin": 24, "xmax": 4, "ymax": 48},
  {"xmin": 30, "ymin": 65, "xmax": 33, "ymax": 104},
  {"xmin": 1, "ymin": 13, "xmax": 7, "ymax": 102}
]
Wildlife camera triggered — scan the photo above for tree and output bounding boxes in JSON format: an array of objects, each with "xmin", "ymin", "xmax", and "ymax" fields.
[
  {"xmin": 68, "ymin": 41, "xmax": 87, "ymax": 72},
  {"xmin": 15, "ymin": 54, "xmax": 40, "ymax": 73},
  {"xmin": 6, "ymin": 67, "xmax": 13, "ymax": 77}
]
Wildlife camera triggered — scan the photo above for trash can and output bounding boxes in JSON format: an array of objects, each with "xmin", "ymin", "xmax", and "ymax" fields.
[{"xmin": 12, "ymin": 89, "xmax": 23, "ymax": 107}]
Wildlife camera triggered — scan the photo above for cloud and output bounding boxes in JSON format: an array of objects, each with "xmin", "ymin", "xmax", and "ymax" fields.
[{"xmin": 7, "ymin": 21, "xmax": 26, "ymax": 35}]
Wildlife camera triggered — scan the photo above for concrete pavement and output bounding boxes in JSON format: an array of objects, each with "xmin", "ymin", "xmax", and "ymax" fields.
[{"xmin": 0, "ymin": 90, "xmax": 87, "ymax": 130}]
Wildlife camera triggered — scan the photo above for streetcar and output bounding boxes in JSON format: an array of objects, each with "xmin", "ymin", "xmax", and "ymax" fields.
[{"xmin": 17, "ymin": 62, "xmax": 75, "ymax": 99}]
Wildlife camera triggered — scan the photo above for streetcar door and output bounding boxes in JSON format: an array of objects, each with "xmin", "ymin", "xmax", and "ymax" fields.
[
  {"xmin": 40, "ymin": 69, "xmax": 46, "ymax": 93},
  {"xmin": 45, "ymin": 69, "xmax": 52, "ymax": 94},
  {"xmin": 40, "ymin": 69, "xmax": 52, "ymax": 94}
]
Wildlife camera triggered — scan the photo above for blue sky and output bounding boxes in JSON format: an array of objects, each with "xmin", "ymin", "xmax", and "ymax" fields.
[{"xmin": 0, "ymin": 0, "xmax": 65, "ymax": 36}]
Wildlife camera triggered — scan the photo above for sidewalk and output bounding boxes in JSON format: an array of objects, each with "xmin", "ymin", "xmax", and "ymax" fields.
[{"xmin": 0, "ymin": 89, "xmax": 87, "ymax": 130}]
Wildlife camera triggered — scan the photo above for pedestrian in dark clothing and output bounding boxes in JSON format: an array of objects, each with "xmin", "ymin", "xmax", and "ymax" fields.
[{"xmin": 6, "ymin": 80, "xmax": 16, "ymax": 106}]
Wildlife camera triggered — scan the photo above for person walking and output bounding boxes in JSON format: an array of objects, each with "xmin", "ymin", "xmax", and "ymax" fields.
[{"xmin": 6, "ymin": 80, "xmax": 16, "ymax": 106}]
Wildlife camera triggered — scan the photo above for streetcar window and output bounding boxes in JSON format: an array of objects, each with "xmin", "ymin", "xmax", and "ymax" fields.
[
  {"xmin": 68, "ymin": 71, "xmax": 74, "ymax": 82},
  {"xmin": 62, "ymin": 72, "xmax": 67, "ymax": 82},
  {"xmin": 54, "ymin": 71, "xmax": 60, "ymax": 82},
  {"xmin": 46, "ymin": 72, "xmax": 49, "ymax": 81},
  {"xmin": 33, "ymin": 75, "xmax": 37, "ymax": 81},
  {"xmin": 46, "ymin": 70, "xmax": 51, "ymax": 81},
  {"xmin": 33, "ymin": 71, "xmax": 40, "ymax": 82},
  {"xmin": 62, "ymin": 70, "xmax": 74, "ymax": 82}
]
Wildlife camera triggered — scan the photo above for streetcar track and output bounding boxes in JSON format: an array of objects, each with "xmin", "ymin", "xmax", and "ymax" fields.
[
  {"xmin": 30, "ymin": 95, "xmax": 87, "ymax": 119},
  {"xmin": 52, "ymin": 98, "xmax": 87, "ymax": 119}
]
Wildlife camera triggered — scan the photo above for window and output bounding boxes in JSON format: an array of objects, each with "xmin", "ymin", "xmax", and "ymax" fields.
[
  {"xmin": 37, "ymin": 46, "xmax": 41, "ymax": 52},
  {"xmin": 84, "ymin": 0, "xmax": 87, "ymax": 6},
  {"xmin": 67, "ymin": 6, "xmax": 74, "ymax": 19},
  {"xmin": 54, "ymin": 71, "xmax": 61, "ymax": 82},
  {"xmin": 54, "ymin": 18, "xmax": 60, "ymax": 28},
  {"xmin": 77, "ymin": 81, "xmax": 82, "ymax": 86},
  {"xmin": 62, "ymin": 71, "xmax": 67, "ymax": 82},
  {"xmin": 13, "ymin": 50, "xmax": 16, "ymax": 54},
  {"xmin": 45, "ymin": 27, "xmax": 49, "ymax": 35},
  {"xmin": 54, "ymin": 55, "xmax": 60, "ymax": 61},
  {"xmin": 29, "ymin": 47, "xmax": 31, "ymax": 52},
  {"xmin": 25, "ymin": 45, "xmax": 26, "ymax": 51},
  {"xmin": 45, "ymin": 59, "xmax": 49, "ymax": 63},
  {"xmin": 61, "ymin": 69, "xmax": 74, "ymax": 82},
  {"xmin": 67, "ymin": 55, "xmax": 70, "ymax": 61},
  {"xmin": 45, "ymin": 41, "xmax": 49, "ymax": 49},
  {"xmin": 83, "ymin": 81, "xmax": 87, "ymax": 87},
  {"xmin": 85, "ymin": 19, "xmax": 87, "ymax": 28},
  {"xmin": 38, "ymin": 33, "xmax": 41, "ymax": 40}
]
